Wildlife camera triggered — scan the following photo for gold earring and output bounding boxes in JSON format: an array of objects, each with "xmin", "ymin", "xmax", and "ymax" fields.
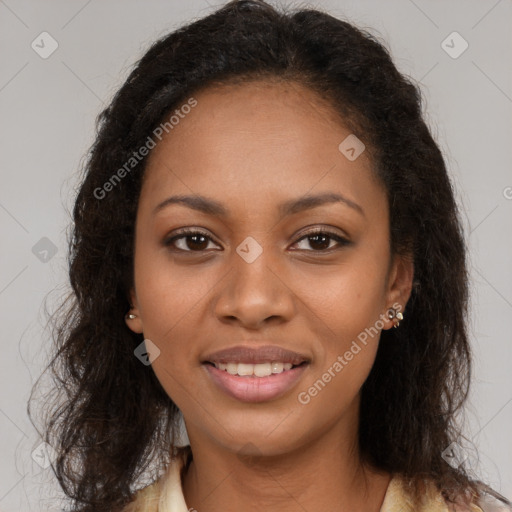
[{"xmin": 387, "ymin": 308, "xmax": 404, "ymax": 328}]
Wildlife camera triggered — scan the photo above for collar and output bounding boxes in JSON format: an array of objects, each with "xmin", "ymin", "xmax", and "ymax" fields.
[{"xmin": 127, "ymin": 446, "xmax": 497, "ymax": 512}]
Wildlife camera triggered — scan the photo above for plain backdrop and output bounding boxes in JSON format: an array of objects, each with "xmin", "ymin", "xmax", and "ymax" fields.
[{"xmin": 0, "ymin": 0, "xmax": 511, "ymax": 510}]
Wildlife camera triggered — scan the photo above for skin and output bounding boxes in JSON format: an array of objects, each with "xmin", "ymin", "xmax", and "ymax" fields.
[{"xmin": 126, "ymin": 79, "xmax": 414, "ymax": 512}]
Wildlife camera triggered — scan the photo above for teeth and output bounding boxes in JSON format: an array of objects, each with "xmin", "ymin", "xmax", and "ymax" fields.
[
  {"xmin": 254, "ymin": 363, "xmax": 271, "ymax": 377},
  {"xmin": 214, "ymin": 361, "xmax": 295, "ymax": 377},
  {"xmin": 226, "ymin": 363, "xmax": 237, "ymax": 375},
  {"xmin": 271, "ymin": 362, "xmax": 284, "ymax": 374},
  {"xmin": 238, "ymin": 363, "xmax": 254, "ymax": 376}
]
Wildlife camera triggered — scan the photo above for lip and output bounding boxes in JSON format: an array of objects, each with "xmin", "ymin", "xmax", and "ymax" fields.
[
  {"xmin": 203, "ymin": 362, "xmax": 309, "ymax": 403},
  {"xmin": 201, "ymin": 344, "xmax": 311, "ymax": 403},
  {"xmin": 202, "ymin": 344, "xmax": 310, "ymax": 365}
]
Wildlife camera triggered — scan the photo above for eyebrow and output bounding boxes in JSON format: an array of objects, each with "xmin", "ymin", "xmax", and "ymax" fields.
[{"xmin": 153, "ymin": 192, "xmax": 365, "ymax": 218}]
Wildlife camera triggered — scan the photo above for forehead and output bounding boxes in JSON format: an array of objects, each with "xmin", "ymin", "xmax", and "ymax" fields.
[
  {"xmin": 154, "ymin": 79, "xmax": 359, "ymax": 154},
  {"xmin": 140, "ymin": 79, "xmax": 385, "ymax": 219}
]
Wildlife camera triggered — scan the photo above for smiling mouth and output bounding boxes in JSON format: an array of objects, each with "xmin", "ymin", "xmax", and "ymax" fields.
[{"xmin": 204, "ymin": 361, "xmax": 308, "ymax": 377}]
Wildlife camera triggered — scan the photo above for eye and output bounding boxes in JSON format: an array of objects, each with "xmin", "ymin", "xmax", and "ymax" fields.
[
  {"xmin": 292, "ymin": 228, "xmax": 351, "ymax": 252},
  {"xmin": 163, "ymin": 228, "xmax": 221, "ymax": 252},
  {"xmin": 163, "ymin": 227, "xmax": 351, "ymax": 253}
]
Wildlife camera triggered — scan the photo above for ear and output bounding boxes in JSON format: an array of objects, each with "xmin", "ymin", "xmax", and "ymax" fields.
[
  {"xmin": 125, "ymin": 288, "xmax": 144, "ymax": 334},
  {"xmin": 382, "ymin": 253, "xmax": 414, "ymax": 330}
]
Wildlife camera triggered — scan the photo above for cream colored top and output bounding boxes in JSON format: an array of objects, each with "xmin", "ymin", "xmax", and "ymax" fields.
[{"xmin": 123, "ymin": 446, "xmax": 511, "ymax": 512}]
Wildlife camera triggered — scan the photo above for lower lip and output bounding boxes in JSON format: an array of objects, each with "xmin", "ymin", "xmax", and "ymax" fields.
[{"xmin": 203, "ymin": 363, "xmax": 309, "ymax": 403}]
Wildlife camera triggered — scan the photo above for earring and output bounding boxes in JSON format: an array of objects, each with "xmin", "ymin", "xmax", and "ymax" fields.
[
  {"xmin": 394, "ymin": 312, "xmax": 403, "ymax": 328},
  {"xmin": 387, "ymin": 308, "xmax": 404, "ymax": 328},
  {"xmin": 126, "ymin": 313, "xmax": 137, "ymax": 320}
]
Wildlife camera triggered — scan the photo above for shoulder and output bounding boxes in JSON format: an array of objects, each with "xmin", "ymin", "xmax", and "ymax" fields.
[
  {"xmin": 445, "ymin": 481, "xmax": 512, "ymax": 512},
  {"xmin": 469, "ymin": 482, "xmax": 512, "ymax": 512},
  {"xmin": 121, "ymin": 446, "xmax": 192, "ymax": 512},
  {"xmin": 121, "ymin": 480, "xmax": 160, "ymax": 512},
  {"xmin": 383, "ymin": 475, "xmax": 512, "ymax": 512}
]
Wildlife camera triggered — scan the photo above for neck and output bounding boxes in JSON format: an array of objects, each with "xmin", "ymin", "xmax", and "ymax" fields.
[{"xmin": 181, "ymin": 423, "xmax": 391, "ymax": 512}]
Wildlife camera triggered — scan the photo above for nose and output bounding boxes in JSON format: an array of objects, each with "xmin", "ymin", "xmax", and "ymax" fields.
[{"xmin": 213, "ymin": 244, "xmax": 295, "ymax": 330}]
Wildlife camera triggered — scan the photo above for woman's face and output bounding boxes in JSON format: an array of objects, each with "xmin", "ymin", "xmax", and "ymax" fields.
[{"xmin": 127, "ymin": 80, "xmax": 413, "ymax": 457}]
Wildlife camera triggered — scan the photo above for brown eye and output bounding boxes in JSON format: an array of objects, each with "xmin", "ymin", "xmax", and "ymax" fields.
[
  {"xmin": 164, "ymin": 229, "xmax": 220, "ymax": 252},
  {"xmin": 293, "ymin": 229, "xmax": 351, "ymax": 252}
]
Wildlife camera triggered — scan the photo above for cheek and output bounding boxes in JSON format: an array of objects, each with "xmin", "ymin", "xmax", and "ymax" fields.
[
  {"xmin": 293, "ymin": 253, "xmax": 388, "ymax": 403},
  {"xmin": 292, "ymin": 250, "xmax": 389, "ymax": 341},
  {"xmin": 132, "ymin": 251, "xmax": 212, "ymax": 400},
  {"xmin": 134, "ymin": 246, "xmax": 213, "ymax": 340},
  {"xmin": 295, "ymin": 266, "xmax": 387, "ymax": 414}
]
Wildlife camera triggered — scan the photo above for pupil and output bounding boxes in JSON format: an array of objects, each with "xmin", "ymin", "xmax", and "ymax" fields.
[
  {"xmin": 310, "ymin": 234, "xmax": 329, "ymax": 250},
  {"xmin": 188, "ymin": 235, "xmax": 208, "ymax": 250}
]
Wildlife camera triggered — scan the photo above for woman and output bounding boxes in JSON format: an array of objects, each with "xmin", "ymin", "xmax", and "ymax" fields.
[{"xmin": 31, "ymin": 1, "xmax": 511, "ymax": 511}]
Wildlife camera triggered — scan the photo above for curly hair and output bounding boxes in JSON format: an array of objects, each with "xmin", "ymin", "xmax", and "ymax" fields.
[{"xmin": 29, "ymin": 1, "xmax": 478, "ymax": 510}]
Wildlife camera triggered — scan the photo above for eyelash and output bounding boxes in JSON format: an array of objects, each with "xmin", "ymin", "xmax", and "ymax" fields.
[{"xmin": 163, "ymin": 227, "xmax": 351, "ymax": 253}]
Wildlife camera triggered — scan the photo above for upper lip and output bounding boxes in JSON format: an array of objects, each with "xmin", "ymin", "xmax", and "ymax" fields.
[{"xmin": 203, "ymin": 345, "xmax": 310, "ymax": 365}]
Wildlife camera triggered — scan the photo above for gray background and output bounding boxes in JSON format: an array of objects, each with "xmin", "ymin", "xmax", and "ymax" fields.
[{"xmin": 0, "ymin": 0, "xmax": 511, "ymax": 510}]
